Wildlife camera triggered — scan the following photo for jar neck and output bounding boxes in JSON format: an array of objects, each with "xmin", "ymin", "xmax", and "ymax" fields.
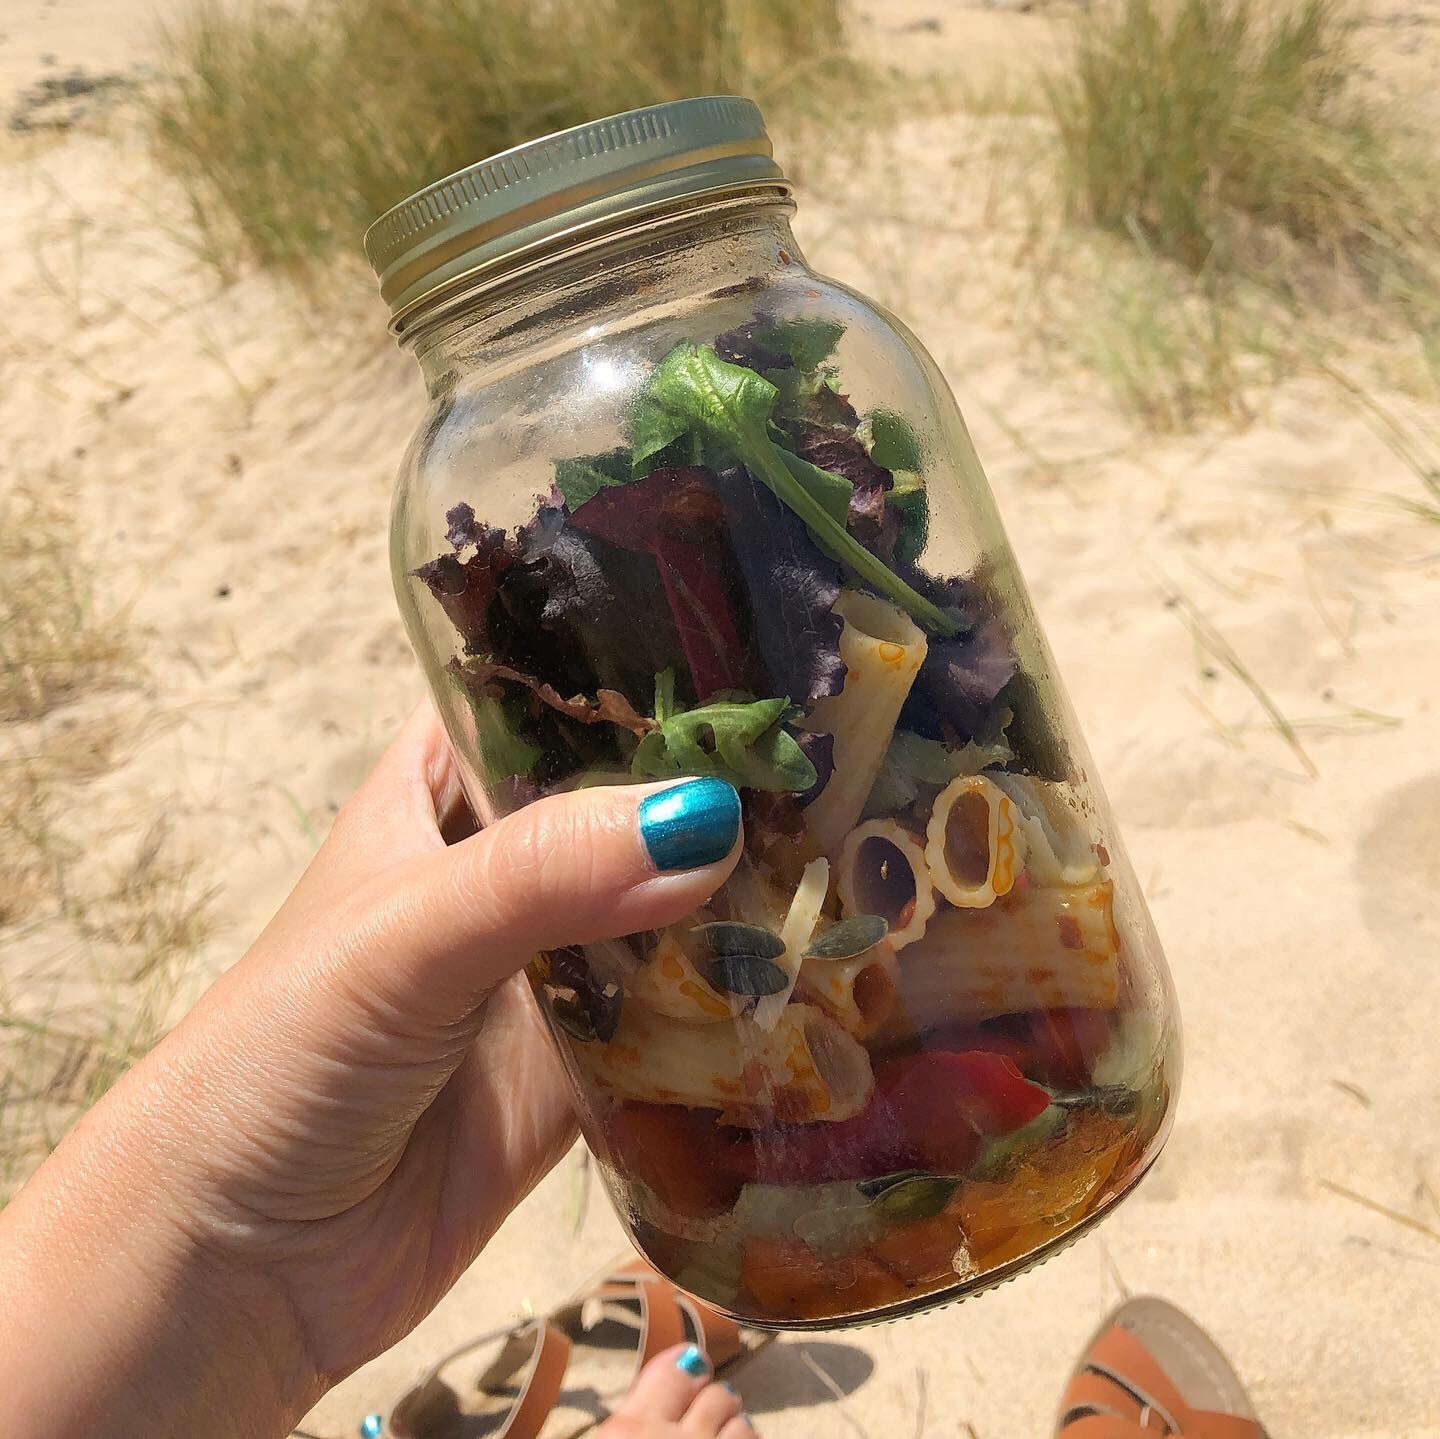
[{"xmin": 409, "ymin": 197, "xmax": 806, "ymax": 398}]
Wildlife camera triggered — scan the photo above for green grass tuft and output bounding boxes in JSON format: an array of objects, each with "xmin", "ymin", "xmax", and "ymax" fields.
[
  {"xmin": 1035, "ymin": 0, "xmax": 1440, "ymax": 428},
  {"xmin": 1045, "ymin": 0, "xmax": 1433, "ymax": 275},
  {"xmin": 150, "ymin": 0, "xmax": 861, "ymax": 272}
]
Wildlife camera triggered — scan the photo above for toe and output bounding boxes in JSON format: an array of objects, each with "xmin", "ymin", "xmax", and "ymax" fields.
[
  {"xmin": 612, "ymin": 1343, "xmax": 713, "ymax": 1424},
  {"xmin": 718, "ymin": 1416, "xmax": 758, "ymax": 1439},
  {"xmin": 681, "ymin": 1380, "xmax": 743, "ymax": 1436}
]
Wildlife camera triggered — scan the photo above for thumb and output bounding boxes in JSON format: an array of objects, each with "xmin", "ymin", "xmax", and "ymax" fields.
[{"xmin": 334, "ymin": 775, "xmax": 744, "ymax": 1031}]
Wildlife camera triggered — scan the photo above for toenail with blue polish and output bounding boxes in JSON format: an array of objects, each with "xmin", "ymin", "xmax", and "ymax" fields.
[
  {"xmin": 639, "ymin": 778, "xmax": 740, "ymax": 872},
  {"xmin": 359, "ymin": 1415, "xmax": 383, "ymax": 1439},
  {"xmin": 675, "ymin": 1343, "xmax": 709, "ymax": 1377}
]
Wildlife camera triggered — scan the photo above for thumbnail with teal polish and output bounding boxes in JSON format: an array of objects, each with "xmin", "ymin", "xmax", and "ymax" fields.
[{"xmin": 639, "ymin": 778, "xmax": 740, "ymax": 872}]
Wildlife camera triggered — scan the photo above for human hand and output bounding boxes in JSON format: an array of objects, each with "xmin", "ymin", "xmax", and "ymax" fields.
[{"xmin": 0, "ymin": 705, "xmax": 742, "ymax": 1439}]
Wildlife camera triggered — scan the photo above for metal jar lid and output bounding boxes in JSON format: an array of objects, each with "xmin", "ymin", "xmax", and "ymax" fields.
[{"xmin": 362, "ymin": 96, "xmax": 789, "ymax": 335}]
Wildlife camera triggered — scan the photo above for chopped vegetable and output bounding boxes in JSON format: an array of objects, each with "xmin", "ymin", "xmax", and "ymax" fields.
[
  {"xmin": 631, "ymin": 343, "xmax": 958, "ymax": 635},
  {"xmin": 605, "ymin": 1104, "xmax": 744, "ymax": 1218},
  {"xmin": 632, "ymin": 695, "xmax": 816, "ymax": 794}
]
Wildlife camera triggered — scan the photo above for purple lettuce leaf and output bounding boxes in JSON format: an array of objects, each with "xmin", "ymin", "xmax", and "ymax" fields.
[
  {"xmin": 710, "ymin": 464, "xmax": 847, "ymax": 707},
  {"xmin": 410, "ymin": 517, "xmax": 512, "ymax": 652},
  {"xmin": 566, "ymin": 468, "xmax": 750, "ymax": 701}
]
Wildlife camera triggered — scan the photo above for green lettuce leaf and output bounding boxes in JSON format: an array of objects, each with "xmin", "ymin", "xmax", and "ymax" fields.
[
  {"xmin": 865, "ymin": 408, "xmax": 924, "ymax": 472},
  {"xmin": 630, "ymin": 342, "xmax": 958, "ymax": 636},
  {"xmin": 861, "ymin": 726, "xmax": 1014, "ymax": 819},
  {"xmin": 554, "ymin": 449, "xmax": 630, "ymax": 511},
  {"xmin": 631, "ymin": 695, "xmax": 817, "ymax": 793}
]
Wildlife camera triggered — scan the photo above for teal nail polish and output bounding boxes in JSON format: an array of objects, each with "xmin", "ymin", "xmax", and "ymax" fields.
[
  {"xmin": 639, "ymin": 779, "xmax": 740, "ymax": 872},
  {"xmin": 675, "ymin": 1343, "xmax": 709, "ymax": 1377}
]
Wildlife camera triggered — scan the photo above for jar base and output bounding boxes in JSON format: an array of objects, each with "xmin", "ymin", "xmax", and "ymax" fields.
[{"xmin": 691, "ymin": 1139, "xmax": 1167, "ymax": 1333}]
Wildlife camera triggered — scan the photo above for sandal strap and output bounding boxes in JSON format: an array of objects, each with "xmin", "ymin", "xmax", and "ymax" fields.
[
  {"xmin": 1059, "ymin": 1326, "xmax": 1265, "ymax": 1439},
  {"xmin": 390, "ymin": 1321, "xmax": 571, "ymax": 1439},
  {"xmin": 582, "ymin": 1258, "xmax": 741, "ymax": 1378},
  {"xmin": 1060, "ymin": 1418, "xmax": 1166, "ymax": 1439}
]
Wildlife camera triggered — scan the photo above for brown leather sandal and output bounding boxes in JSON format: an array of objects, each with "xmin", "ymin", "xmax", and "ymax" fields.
[
  {"xmin": 1056, "ymin": 1297, "xmax": 1269, "ymax": 1439},
  {"xmin": 385, "ymin": 1258, "xmax": 766, "ymax": 1439}
]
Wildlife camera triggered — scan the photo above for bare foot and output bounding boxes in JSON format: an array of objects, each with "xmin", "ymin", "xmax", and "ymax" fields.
[{"xmin": 595, "ymin": 1344, "xmax": 756, "ymax": 1439}]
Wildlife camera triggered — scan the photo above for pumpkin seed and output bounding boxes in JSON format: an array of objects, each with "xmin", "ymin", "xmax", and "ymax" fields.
[
  {"xmin": 1051, "ymin": 1084, "xmax": 1140, "ymax": 1116},
  {"xmin": 805, "ymin": 914, "xmax": 889, "ymax": 960},
  {"xmin": 703, "ymin": 953, "xmax": 790, "ymax": 997},
  {"xmin": 586, "ymin": 980, "xmax": 623, "ymax": 1043},
  {"xmin": 869, "ymin": 1174, "xmax": 962, "ymax": 1224},
  {"xmin": 690, "ymin": 921, "xmax": 786, "ymax": 961},
  {"xmin": 545, "ymin": 945, "xmax": 622, "ymax": 1043},
  {"xmin": 856, "ymin": 1168, "xmax": 930, "ymax": 1200},
  {"xmin": 551, "ymin": 995, "xmax": 598, "ymax": 1043}
]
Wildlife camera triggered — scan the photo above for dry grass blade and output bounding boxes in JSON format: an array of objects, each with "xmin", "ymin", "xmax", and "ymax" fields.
[
  {"xmin": 0, "ymin": 483, "xmax": 137, "ymax": 721},
  {"xmin": 1168, "ymin": 591, "xmax": 1318, "ymax": 777},
  {"xmin": 1318, "ymin": 1178, "xmax": 1440, "ymax": 1245},
  {"xmin": 798, "ymin": 1348, "xmax": 872, "ymax": 1439}
]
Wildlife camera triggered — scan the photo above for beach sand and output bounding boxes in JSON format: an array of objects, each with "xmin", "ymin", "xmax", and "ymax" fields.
[{"xmin": 2, "ymin": 2, "xmax": 1438, "ymax": 1435}]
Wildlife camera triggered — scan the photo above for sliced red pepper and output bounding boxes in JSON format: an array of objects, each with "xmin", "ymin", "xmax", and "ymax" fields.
[
  {"xmin": 881, "ymin": 1051, "xmax": 1052, "ymax": 1140},
  {"xmin": 725, "ymin": 1049, "xmax": 1047, "ymax": 1184},
  {"xmin": 1026, "ymin": 1008, "xmax": 1113, "ymax": 1089},
  {"xmin": 603, "ymin": 1103, "xmax": 744, "ymax": 1218}
]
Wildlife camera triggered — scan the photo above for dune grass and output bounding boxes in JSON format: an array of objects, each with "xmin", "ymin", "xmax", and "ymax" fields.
[
  {"xmin": 0, "ymin": 483, "xmax": 211, "ymax": 1203},
  {"xmin": 0, "ymin": 484, "xmax": 136, "ymax": 722},
  {"xmin": 1046, "ymin": 0, "xmax": 1435, "ymax": 279},
  {"xmin": 150, "ymin": 0, "xmax": 861, "ymax": 273},
  {"xmin": 1038, "ymin": 0, "xmax": 1440, "ymax": 428}
]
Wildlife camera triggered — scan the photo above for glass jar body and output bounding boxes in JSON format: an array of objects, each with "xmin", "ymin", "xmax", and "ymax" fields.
[{"xmin": 392, "ymin": 203, "xmax": 1180, "ymax": 1328}]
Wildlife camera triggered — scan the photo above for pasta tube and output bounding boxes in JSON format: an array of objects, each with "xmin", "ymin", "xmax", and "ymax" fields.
[
  {"xmin": 884, "ymin": 880, "xmax": 1121, "ymax": 1031},
  {"xmin": 625, "ymin": 923, "xmax": 748, "ymax": 1026},
  {"xmin": 989, "ymin": 774, "xmax": 1102, "ymax": 887},
  {"xmin": 924, "ymin": 774, "xmax": 1025, "ymax": 909},
  {"xmin": 754, "ymin": 857, "xmax": 830, "ymax": 1032},
  {"xmin": 835, "ymin": 817, "xmax": 937, "ymax": 949},
  {"xmin": 575, "ymin": 1002, "xmax": 874, "ymax": 1127},
  {"xmin": 796, "ymin": 939, "xmax": 900, "ymax": 1040},
  {"xmin": 802, "ymin": 592, "xmax": 928, "ymax": 857}
]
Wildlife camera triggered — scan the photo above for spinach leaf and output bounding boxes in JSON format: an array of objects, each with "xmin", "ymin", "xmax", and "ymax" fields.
[
  {"xmin": 467, "ymin": 693, "xmax": 541, "ymax": 783},
  {"xmin": 866, "ymin": 409, "xmax": 924, "ymax": 473},
  {"xmin": 888, "ymin": 477, "xmax": 929, "ymax": 567},
  {"xmin": 861, "ymin": 726, "xmax": 1014, "ymax": 819},
  {"xmin": 631, "ymin": 695, "xmax": 817, "ymax": 793},
  {"xmin": 631, "ymin": 343, "xmax": 958, "ymax": 636},
  {"xmin": 555, "ymin": 449, "xmax": 630, "ymax": 511},
  {"xmin": 758, "ymin": 317, "xmax": 844, "ymax": 371},
  {"xmin": 774, "ymin": 446, "xmax": 854, "ymax": 530}
]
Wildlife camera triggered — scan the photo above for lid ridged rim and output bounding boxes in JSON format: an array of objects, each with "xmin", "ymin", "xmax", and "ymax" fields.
[{"xmin": 362, "ymin": 97, "xmax": 786, "ymax": 328}]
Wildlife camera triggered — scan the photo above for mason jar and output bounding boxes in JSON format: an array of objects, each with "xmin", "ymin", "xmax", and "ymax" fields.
[{"xmin": 365, "ymin": 97, "xmax": 1180, "ymax": 1329}]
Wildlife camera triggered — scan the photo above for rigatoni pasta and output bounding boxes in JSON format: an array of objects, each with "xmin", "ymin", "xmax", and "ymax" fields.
[
  {"xmin": 924, "ymin": 774, "xmax": 1024, "ymax": 909},
  {"xmin": 883, "ymin": 879, "xmax": 1121, "ymax": 1031},
  {"xmin": 801, "ymin": 592, "xmax": 928, "ymax": 857},
  {"xmin": 835, "ymin": 817, "xmax": 937, "ymax": 949},
  {"xmin": 625, "ymin": 922, "xmax": 748, "ymax": 1025},
  {"xmin": 797, "ymin": 939, "xmax": 900, "ymax": 1040},
  {"xmin": 575, "ymin": 1001, "xmax": 876, "ymax": 1127}
]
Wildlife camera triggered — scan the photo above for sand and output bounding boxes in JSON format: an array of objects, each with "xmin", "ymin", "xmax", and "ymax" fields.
[{"xmin": 2, "ymin": 2, "xmax": 1439, "ymax": 1435}]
